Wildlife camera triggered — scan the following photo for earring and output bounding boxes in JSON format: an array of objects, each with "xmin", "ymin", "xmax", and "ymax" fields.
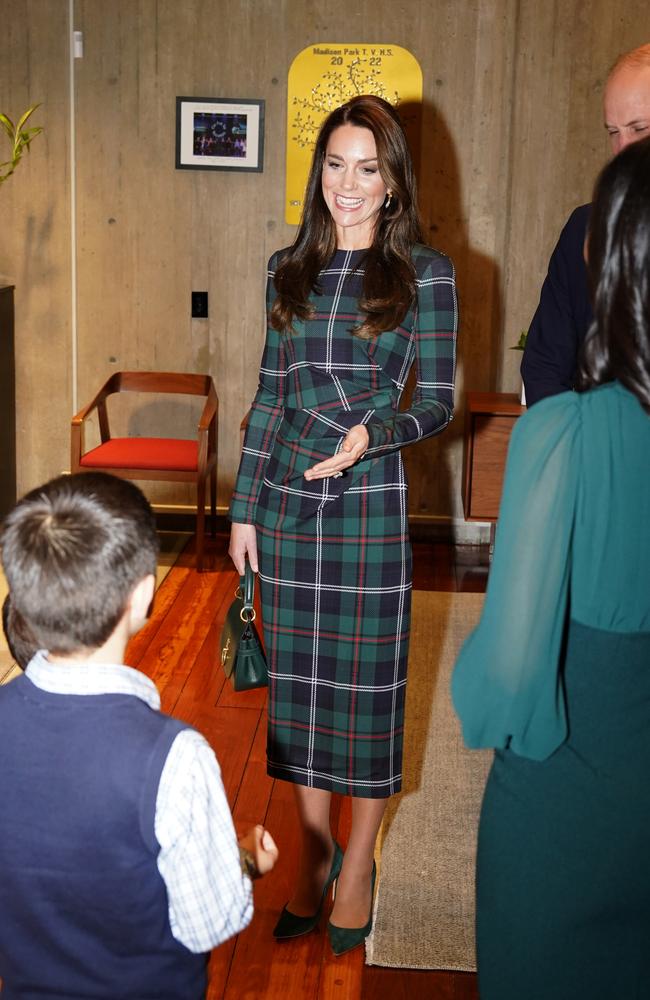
[{"xmin": 384, "ymin": 191, "xmax": 392, "ymax": 210}]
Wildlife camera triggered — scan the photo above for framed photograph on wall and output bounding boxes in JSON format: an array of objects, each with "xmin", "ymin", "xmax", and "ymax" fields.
[{"xmin": 175, "ymin": 97, "xmax": 265, "ymax": 172}]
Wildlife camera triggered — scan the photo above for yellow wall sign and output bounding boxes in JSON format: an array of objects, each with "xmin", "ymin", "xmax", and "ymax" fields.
[{"xmin": 286, "ymin": 43, "xmax": 423, "ymax": 225}]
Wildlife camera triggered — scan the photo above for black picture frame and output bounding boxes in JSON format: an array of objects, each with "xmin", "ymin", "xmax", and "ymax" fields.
[{"xmin": 175, "ymin": 97, "xmax": 265, "ymax": 172}]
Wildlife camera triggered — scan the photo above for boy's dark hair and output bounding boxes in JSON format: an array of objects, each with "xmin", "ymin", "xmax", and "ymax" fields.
[
  {"xmin": 2, "ymin": 593, "xmax": 37, "ymax": 669},
  {"xmin": 0, "ymin": 473, "xmax": 159, "ymax": 655}
]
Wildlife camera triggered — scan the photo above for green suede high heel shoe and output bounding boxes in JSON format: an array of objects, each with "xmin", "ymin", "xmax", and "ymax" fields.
[
  {"xmin": 327, "ymin": 861, "xmax": 377, "ymax": 957},
  {"xmin": 273, "ymin": 841, "xmax": 343, "ymax": 940}
]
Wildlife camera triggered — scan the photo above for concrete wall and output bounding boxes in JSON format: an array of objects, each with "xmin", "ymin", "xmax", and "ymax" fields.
[{"xmin": 2, "ymin": 0, "xmax": 648, "ymax": 519}]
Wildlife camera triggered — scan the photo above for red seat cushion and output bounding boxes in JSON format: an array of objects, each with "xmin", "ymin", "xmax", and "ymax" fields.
[{"xmin": 79, "ymin": 438, "xmax": 198, "ymax": 472}]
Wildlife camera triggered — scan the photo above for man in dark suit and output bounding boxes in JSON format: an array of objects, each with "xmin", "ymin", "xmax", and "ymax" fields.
[{"xmin": 522, "ymin": 43, "xmax": 650, "ymax": 406}]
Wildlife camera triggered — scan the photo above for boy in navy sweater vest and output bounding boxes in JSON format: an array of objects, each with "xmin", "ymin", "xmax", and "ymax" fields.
[{"xmin": 0, "ymin": 472, "xmax": 277, "ymax": 999}]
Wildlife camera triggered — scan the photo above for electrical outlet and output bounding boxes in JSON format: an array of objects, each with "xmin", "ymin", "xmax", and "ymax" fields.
[{"xmin": 191, "ymin": 291, "xmax": 208, "ymax": 318}]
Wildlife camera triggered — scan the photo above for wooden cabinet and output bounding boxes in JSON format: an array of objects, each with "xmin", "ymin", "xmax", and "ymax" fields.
[
  {"xmin": 462, "ymin": 392, "xmax": 525, "ymax": 522},
  {"xmin": 0, "ymin": 285, "xmax": 16, "ymax": 518}
]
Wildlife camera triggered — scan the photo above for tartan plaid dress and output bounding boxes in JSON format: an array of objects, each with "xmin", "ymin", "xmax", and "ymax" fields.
[{"xmin": 230, "ymin": 244, "xmax": 457, "ymax": 797}]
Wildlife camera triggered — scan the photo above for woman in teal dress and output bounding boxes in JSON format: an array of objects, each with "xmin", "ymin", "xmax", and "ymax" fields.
[{"xmin": 452, "ymin": 137, "xmax": 650, "ymax": 999}]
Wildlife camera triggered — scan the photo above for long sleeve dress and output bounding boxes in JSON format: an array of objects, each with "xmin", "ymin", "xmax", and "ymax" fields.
[
  {"xmin": 452, "ymin": 381, "xmax": 650, "ymax": 1000},
  {"xmin": 230, "ymin": 244, "xmax": 457, "ymax": 797}
]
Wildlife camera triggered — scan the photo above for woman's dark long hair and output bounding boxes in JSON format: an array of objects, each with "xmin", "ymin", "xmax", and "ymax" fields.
[
  {"xmin": 578, "ymin": 136, "xmax": 650, "ymax": 412},
  {"xmin": 271, "ymin": 95, "xmax": 423, "ymax": 339}
]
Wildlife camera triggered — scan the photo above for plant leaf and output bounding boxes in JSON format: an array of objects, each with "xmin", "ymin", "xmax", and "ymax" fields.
[
  {"xmin": 17, "ymin": 104, "xmax": 41, "ymax": 132},
  {"xmin": 0, "ymin": 113, "xmax": 15, "ymax": 138},
  {"xmin": 1, "ymin": 104, "xmax": 44, "ymax": 184},
  {"xmin": 510, "ymin": 330, "xmax": 528, "ymax": 350}
]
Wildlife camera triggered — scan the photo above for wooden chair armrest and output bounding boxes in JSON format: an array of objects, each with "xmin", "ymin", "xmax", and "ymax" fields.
[
  {"xmin": 70, "ymin": 375, "xmax": 120, "ymax": 466},
  {"xmin": 197, "ymin": 383, "xmax": 218, "ymax": 432},
  {"xmin": 71, "ymin": 374, "xmax": 119, "ymax": 427}
]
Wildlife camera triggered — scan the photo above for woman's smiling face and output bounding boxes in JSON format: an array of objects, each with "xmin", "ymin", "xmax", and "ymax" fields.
[{"xmin": 321, "ymin": 124, "xmax": 388, "ymax": 250}]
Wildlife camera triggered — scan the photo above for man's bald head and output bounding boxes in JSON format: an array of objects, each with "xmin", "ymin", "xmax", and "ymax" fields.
[
  {"xmin": 609, "ymin": 42, "xmax": 650, "ymax": 76},
  {"xmin": 604, "ymin": 44, "xmax": 650, "ymax": 154}
]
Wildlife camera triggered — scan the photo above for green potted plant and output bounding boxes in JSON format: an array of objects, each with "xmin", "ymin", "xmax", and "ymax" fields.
[
  {"xmin": 0, "ymin": 104, "xmax": 43, "ymax": 186},
  {"xmin": 510, "ymin": 330, "xmax": 528, "ymax": 405}
]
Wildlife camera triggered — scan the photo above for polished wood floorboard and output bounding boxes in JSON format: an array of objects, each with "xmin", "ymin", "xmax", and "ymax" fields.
[{"xmin": 126, "ymin": 534, "xmax": 488, "ymax": 1000}]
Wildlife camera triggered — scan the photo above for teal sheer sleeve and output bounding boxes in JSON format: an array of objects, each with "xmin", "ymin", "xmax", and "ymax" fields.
[{"xmin": 451, "ymin": 393, "xmax": 581, "ymax": 761}]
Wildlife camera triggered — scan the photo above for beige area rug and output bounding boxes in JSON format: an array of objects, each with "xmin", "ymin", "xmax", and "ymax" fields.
[
  {"xmin": 366, "ymin": 591, "xmax": 492, "ymax": 972},
  {"xmin": 0, "ymin": 531, "xmax": 189, "ymax": 685}
]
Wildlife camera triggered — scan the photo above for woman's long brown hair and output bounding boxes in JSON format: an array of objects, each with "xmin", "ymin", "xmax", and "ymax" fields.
[
  {"xmin": 271, "ymin": 95, "xmax": 423, "ymax": 339},
  {"xmin": 578, "ymin": 135, "xmax": 650, "ymax": 413}
]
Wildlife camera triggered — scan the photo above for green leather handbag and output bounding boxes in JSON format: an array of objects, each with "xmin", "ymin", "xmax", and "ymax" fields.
[{"xmin": 220, "ymin": 562, "xmax": 268, "ymax": 691}]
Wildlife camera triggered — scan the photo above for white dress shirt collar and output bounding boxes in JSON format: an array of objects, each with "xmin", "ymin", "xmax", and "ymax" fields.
[{"xmin": 24, "ymin": 650, "xmax": 161, "ymax": 711}]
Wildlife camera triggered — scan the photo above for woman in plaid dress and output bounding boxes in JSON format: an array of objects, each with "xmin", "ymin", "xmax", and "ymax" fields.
[{"xmin": 230, "ymin": 96, "xmax": 457, "ymax": 953}]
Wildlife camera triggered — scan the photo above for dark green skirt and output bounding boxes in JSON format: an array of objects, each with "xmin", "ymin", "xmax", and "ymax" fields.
[{"xmin": 476, "ymin": 620, "xmax": 650, "ymax": 1000}]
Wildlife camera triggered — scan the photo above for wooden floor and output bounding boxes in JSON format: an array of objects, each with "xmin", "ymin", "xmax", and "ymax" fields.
[{"xmin": 125, "ymin": 534, "xmax": 488, "ymax": 1000}]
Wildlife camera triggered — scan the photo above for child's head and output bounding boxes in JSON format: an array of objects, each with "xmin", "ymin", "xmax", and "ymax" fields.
[
  {"xmin": 2, "ymin": 593, "xmax": 37, "ymax": 669},
  {"xmin": 0, "ymin": 472, "xmax": 159, "ymax": 656}
]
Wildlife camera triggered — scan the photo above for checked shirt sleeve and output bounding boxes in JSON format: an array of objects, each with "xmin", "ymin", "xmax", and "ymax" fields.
[
  {"xmin": 365, "ymin": 251, "xmax": 457, "ymax": 457},
  {"xmin": 229, "ymin": 254, "xmax": 286, "ymax": 523},
  {"xmin": 155, "ymin": 730, "xmax": 254, "ymax": 953}
]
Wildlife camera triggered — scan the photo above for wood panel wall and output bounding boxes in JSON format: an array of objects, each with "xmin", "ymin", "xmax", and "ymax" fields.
[{"xmin": 2, "ymin": 0, "xmax": 649, "ymax": 523}]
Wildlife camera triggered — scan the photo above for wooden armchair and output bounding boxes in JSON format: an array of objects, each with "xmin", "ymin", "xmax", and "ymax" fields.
[{"xmin": 71, "ymin": 371, "xmax": 218, "ymax": 571}]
